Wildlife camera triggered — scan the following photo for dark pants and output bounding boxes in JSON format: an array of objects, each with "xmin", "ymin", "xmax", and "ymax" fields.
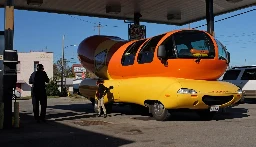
[{"xmin": 33, "ymin": 93, "xmax": 47, "ymax": 121}]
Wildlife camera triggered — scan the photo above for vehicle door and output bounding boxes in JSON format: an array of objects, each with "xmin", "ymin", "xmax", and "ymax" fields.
[{"xmin": 239, "ymin": 68, "xmax": 256, "ymax": 97}]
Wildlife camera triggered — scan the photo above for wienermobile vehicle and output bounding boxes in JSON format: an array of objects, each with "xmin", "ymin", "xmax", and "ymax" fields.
[{"xmin": 78, "ymin": 29, "xmax": 242, "ymax": 121}]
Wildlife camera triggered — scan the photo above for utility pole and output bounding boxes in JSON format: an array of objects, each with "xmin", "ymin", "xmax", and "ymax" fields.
[
  {"xmin": 188, "ymin": 23, "xmax": 190, "ymax": 29},
  {"xmin": 61, "ymin": 35, "xmax": 65, "ymax": 95},
  {"xmin": 94, "ymin": 22, "xmax": 104, "ymax": 35}
]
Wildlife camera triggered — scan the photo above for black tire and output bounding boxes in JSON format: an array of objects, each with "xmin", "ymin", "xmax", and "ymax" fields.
[
  {"xmin": 196, "ymin": 110, "xmax": 216, "ymax": 121},
  {"xmin": 150, "ymin": 102, "xmax": 171, "ymax": 121},
  {"xmin": 105, "ymin": 103, "xmax": 113, "ymax": 114},
  {"xmin": 90, "ymin": 98, "xmax": 95, "ymax": 107}
]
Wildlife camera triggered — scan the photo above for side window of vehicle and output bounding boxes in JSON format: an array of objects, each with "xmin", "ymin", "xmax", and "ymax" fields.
[
  {"xmin": 121, "ymin": 39, "xmax": 146, "ymax": 66},
  {"xmin": 241, "ymin": 69, "xmax": 256, "ymax": 80},
  {"xmin": 222, "ymin": 70, "xmax": 241, "ymax": 80},
  {"xmin": 137, "ymin": 34, "xmax": 166, "ymax": 64},
  {"xmin": 160, "ymin": 35, "xmax": 176, "ymax": 59}
]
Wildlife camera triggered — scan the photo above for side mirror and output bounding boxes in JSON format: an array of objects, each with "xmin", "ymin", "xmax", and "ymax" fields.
[
  {"xmin": 109, "ymin": 86, "xmax": 114, "ymax": 89},
  {"xmin": 227, "ymin": 51, "xmax": 230, "ymax": 64},
  {"xmin": 157, "ymin": 45, "xmax": 166, "ymax": 59}
]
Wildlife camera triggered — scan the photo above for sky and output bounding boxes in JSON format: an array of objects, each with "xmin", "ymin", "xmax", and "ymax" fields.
[{"xmin": 0, "ymin": 6, "xmax": 256, "ymax": 67}]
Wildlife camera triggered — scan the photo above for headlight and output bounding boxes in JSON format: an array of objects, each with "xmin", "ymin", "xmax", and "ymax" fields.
[
  {"xmin": 237, "ymin": 89, "xmax": 242, "ymax": 94},
  {"xmin": 177, "ymin": 88, "xmax": 197, "ymax": 94}
]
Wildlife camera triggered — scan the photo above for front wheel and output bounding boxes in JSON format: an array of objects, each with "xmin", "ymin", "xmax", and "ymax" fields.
[{"xmin": 150, "ymin": 102, "xmax": 171, "ymax": 121}]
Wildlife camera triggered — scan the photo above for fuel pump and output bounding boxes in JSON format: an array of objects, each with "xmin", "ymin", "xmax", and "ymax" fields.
[{"xmin": 0, "ymin": 30, "xmax": 18, "ymax": 129}]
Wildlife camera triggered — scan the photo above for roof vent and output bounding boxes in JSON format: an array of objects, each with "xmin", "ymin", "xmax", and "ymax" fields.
[
  {"xmin": 167, "ymin": 13, "xmax": 181, "ymax": 20},
  {"xmin": 27, "ymin": 0, "xmax": 43, "ymax": 6}
]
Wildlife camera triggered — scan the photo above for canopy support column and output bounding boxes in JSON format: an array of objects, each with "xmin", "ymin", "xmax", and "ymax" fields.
[{"xmin": 206, "ymin": 0, "xmax": 214, "ymax": 36}]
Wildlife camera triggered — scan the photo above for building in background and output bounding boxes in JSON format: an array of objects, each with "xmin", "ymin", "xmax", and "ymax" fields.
[
  {"xmin": 72, "ymin": 64, "xmax": 86, "ymax": 94},
  {"xmin": 16, "ymin": 51, "xmax": 53, "ymax": 97}
]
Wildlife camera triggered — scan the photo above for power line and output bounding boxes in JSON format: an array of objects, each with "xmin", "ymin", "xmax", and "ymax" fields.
[
  {"xmin": 69, "ymin": 15, "xmax": 97, "ymax": 25},
  {"xmin": 192, "ymin": 7, "xmax": 256, "ymax": 29},
  {"xmin": 69, "ymin": 15, "xmax": 118, "ymax": 34}
]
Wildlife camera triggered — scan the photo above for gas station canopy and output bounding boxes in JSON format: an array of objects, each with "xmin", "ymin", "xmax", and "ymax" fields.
[{"xmin": 0, "ymin": 0, "xmax": 256, "ymax": 25}]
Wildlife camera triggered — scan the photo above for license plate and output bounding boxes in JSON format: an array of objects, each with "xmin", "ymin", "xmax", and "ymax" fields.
[{"xmin": 210, "ymin": 105, "xmax": 219, "ymax": 112}]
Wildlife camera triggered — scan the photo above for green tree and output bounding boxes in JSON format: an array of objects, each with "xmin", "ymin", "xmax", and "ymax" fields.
[
  {"xmin": 46, "ymin": 77, "xmax": 60, "ymax": 96},
  {"xmin": 53, "ymin": 58, "xmax": 75, "ymax": 79}
]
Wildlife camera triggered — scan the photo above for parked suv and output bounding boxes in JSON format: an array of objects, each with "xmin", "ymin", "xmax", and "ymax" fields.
[{"xmin": 222, "ymin": 66, "xmax": 256, "ymax": 103}]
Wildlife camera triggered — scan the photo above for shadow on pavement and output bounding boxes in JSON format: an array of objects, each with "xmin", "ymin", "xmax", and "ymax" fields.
[
  {"xmin": 48, "ymin": 103, "xmax": 94, "ymax": 113},
  {"xmin": 0, "ymin": 113, "xmax": 134, "ymax": 147},
  {"xmin": 132, "ymin": 107, "xmax": 250, "ymax": 121},
  {"xmin": 47, "ymin": 103, "xmax": 250, "ymax": 122}
]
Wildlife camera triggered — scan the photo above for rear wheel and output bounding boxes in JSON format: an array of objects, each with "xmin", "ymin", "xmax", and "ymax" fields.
[
  {"xmin": 90, "ymin": 98, "xmax": 96, "ymax": 107},
  {"xmin": 105, "ymin": 103, "xmax": 113, "ymax": 114},
  {"xmin": 150, "ymin": 102, "xmax": 171, "ymax": 121}
]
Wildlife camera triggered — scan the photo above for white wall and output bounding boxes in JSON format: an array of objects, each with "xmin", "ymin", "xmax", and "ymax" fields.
[{"xmin": 17, "ymin": 52, "xmax": 53, "ymax": 97}]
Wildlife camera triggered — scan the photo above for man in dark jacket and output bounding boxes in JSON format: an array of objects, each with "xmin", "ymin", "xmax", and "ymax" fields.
[
  {"xmin": 33, "ymin": 64, "xmax": 49, "ymax": 122},
  {"xmin": 96, "ymin": 79, "xmax": 108, "ymax": 118}
]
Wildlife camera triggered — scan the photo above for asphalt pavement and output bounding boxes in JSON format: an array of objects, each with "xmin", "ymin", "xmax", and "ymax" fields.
[{"xmin": 0, "ymin": 97, "xmax": 255, "ymax": 147}]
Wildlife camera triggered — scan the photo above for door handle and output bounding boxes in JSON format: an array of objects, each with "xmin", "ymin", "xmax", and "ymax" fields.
[{"xmin": 240, "ymin": 82, "xmax": 243, "ymax": 84}]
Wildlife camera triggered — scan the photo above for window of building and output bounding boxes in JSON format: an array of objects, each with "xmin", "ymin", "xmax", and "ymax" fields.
[
  {"xmin": 121, "ymin": 39, "xmax": 146, "ymax": 66},
  {"xmin": 222, "ymin": 70, "xmax": 241, "ymax": 80},
  {"xmin": 241, "ymin": 69, "xmax": 256, "ymax": 80},
  {"xmin": 34, "ymin": 61, "xmax": 39, "ymax": 72},
  {"xmin": 16, "ymin": 61, "xmax": 20, "ymax": 73},
  {"xmin": 137, "ymin": 33, "xmax": 166, "ymax": 64}
]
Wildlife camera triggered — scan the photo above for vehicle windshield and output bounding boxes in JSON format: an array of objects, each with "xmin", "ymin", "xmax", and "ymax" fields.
[
  {"xmin": 173, "ymin": 31, "xmax": 215, "ymax": 59},
  {"xmin": 215, "ymin": 39, "xmax": 228, "ymax": 61}
]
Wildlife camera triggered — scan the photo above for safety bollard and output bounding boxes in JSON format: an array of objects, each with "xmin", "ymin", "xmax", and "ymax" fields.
[
  {"xmin": 0, "ymin": 103, "xmax": 4, "ymax": 129},
  {"xmin": 13, "ymin": 102, "xmax": 19, "ymax": 128}
]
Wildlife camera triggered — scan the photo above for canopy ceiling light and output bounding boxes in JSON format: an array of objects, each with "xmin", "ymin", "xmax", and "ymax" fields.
[
  {"xmin": 226, "ymin": 0, "xmax": 243, "ymax": 3},
  {"xmin": 106, "ymin": 2, "xmax": 121, "ymax": 14},
  {"xmin": 27, "ymin": 0, "xmax": 43, "ymax": 6},
  {"xmin": 167, "ymin": 13, "xmax": 181, "ymax": 21}
]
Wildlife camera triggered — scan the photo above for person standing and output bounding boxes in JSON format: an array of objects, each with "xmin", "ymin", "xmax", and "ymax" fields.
[
  {"xmin": 33, "ymin": 64, "xmax": 49, "ymax": 122},
  {"xmin": 96, "ymin": 79, "xmax": 108, "ymax": 118}
]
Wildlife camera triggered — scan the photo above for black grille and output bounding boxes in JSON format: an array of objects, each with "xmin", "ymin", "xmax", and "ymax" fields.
[{"xmin": 202, "ymin": 95, "xmax": 233, "ymax": 106}]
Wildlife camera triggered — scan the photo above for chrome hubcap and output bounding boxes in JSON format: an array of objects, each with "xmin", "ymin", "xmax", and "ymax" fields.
[{"xmin": 153, "ymin": 103, "xmax": 164, "ymax": 116}]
